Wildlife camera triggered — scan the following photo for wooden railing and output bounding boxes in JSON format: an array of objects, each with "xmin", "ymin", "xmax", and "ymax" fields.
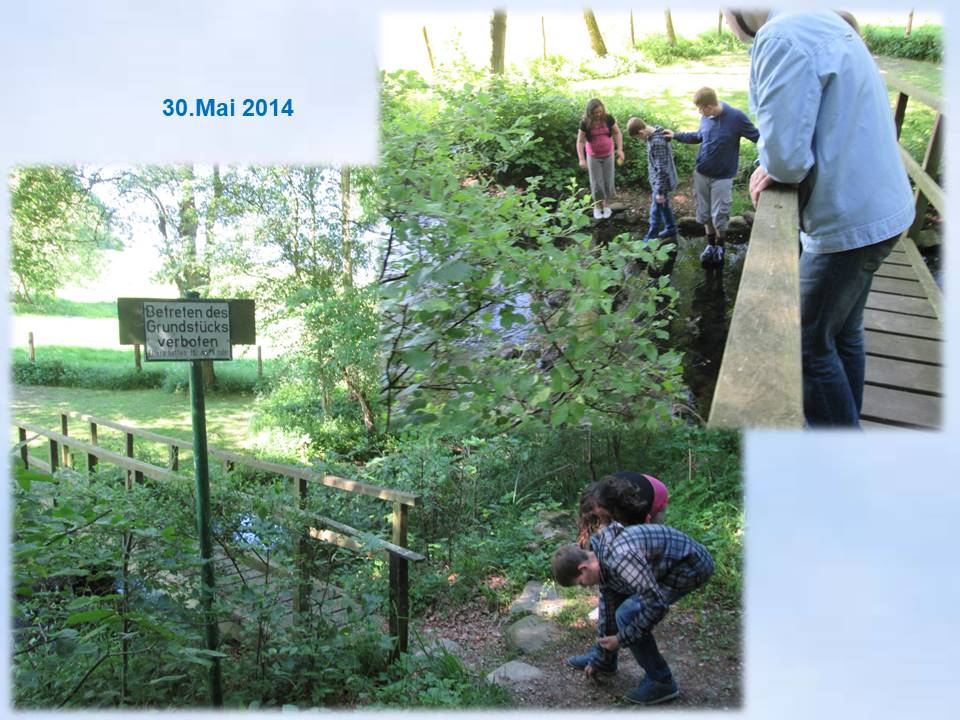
[
  {"xmin": 707, "ymin": 187, "xmax": 803, "ymax": 428},
  {"xmin": 884, "ymin": 66, "xmax": 944, "ymax": 246},
  {"xmin": 14, "ymin": 411, "xmax": 423, "ymax": 653}
]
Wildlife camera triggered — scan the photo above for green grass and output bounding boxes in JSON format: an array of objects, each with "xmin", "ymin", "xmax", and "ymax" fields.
[{"xmin": 11, "ymin": 297, "xmax": 117, "ymax": 318}]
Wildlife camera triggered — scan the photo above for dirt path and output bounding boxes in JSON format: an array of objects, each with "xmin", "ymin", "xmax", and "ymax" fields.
[{"xmin": 419, "ymin": 593, "xmax": 741, "ymax": 710}]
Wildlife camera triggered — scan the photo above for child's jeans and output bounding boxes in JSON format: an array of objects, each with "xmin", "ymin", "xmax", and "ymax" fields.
[{"xmin": 645, "ymin": 196, "xmax": 677, "ymax": 240}]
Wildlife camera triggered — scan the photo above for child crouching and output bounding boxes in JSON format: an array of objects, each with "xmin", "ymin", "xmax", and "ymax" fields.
[{"xmin": 553, "ymin": 522, "xmax": 714, "ymax": 705}]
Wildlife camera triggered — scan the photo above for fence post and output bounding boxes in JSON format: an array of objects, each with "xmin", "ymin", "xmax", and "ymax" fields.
[
  {"xmin": 88, "ymin": 421, "xmax": 99, "ymax": 472},
  {"xmin": 18, "ymin": 427, "xmax": 28, "ymax": 469},
  {"xmin": 134, "ymin": 344, "xmax": 142, "ymax": 372},
  {"xmin": 49, "ymin": 438, "xmax": 60, "ymax": 473},
  {"xmin": 257, "ymin": 346, "xmax": 263, "ymax": 379},
  {"xmin": 893, "ymin": 92, "xmax": 909, "ymax": 138},
  {"xmin": 169, "ymin": 445, "xmax": 179, "ymax": 471},
  {"xmin": 907, "ymin": 112, "xmax": 943, "ymax": 240},
  {"xmin": 292, "ymin": 476, "xmax": 310, "ymax": 618},
  {"xmin": 125, "ymin": 432, "xmax": 143, "ymax": 483},
  {"xmin": 28, "ymin": 332, "xmax": 35, "ymax": 363},
  {"xmin": 60, "ymin": 413, "xmax": 71, "ymax": 468},
  {"xmin": 389, "ymin": 501, "xmax": 410, "ymax": 657}
]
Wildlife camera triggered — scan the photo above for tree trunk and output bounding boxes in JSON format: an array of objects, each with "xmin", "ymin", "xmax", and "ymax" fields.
[
  {"xmin": 422, "ymin": 26, "xmax": 435, "ymax": 71},
  {"xmin": 583, "ymin": 10, "xmax": 608, "ymax": 57},
  {"xmin": 541, "ymin": 16, "xmax": 547, "ymax": 59},
  {"xmin": 341, "ymin": 165, "xmax": 353, "ymax": 287},
  {"xmin": 344, "ymin": 368, "xmax": 376, "ymax": 434},
  {"xmin": 630, "ymin": 11, "xmax": 635, "ymax": 47},
  {"xmin": 664, "ymin": 10, "xmax": 677, "ymax": 47},
  {"xmin": 718, "ymin": 11, "xmax": 723, "ymax": 35},
  {"xmin": 905, "ymin": 9, "xmax": 914, "ymax": 37},
  {"xmin": 490, "ymin": 10, "xmax": 507, "ymax": 74}
]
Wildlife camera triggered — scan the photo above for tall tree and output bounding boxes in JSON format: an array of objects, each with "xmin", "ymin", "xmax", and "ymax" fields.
[
  {"xmin": 9, "ymin": 166, "xmax": 119, "ymax": 302},
  {"xmin": 630, "ymin": 11, "xmax": 636, "ymax": 46},
  {"xmin": 583, "ymin": 9, "xmax": 608, "ymax": 57},
  {"xmin": 421, "ymin": 26, "xmax": 435, "ymax": 72},
  {"xmin": 664, "ymin": 10, "xmax": 677, "ymax": 47},
  {"xmin": 905, "ymin": 9, "xmax": 915, "ymax": 37},
  {"xmin": 490, "ymin": 10, "xmax": 507, "ymax": 74}
]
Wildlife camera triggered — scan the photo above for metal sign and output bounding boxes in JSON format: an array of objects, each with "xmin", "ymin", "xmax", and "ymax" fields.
[{"xmin": 143, "ymin": 300, "xmax": 232, "ymax": 361}]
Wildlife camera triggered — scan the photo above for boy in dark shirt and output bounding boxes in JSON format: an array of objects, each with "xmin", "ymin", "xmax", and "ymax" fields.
[
  {"xmin": 627, "ymin": 116, "xmax": 679, "ymax": 241},
  {"xmin": 666, "ymin": 87, "xmax": 759, "ymax": 266},
  {"xmin": 553, "ymin": 522, "xmax": 714, "ymax": 705}
]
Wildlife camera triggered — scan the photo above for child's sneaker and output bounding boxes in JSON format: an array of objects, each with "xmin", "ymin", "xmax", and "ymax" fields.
[
  {"xmin": 565, "ymin": 653, "xmax": 617, "ymax": 676},
  {"xmin": 593, "ymin": 208, "xmax": 603, "ymax": 220},
  {"xmin": 714, "ymin": 245, "xmax": 725, "ymax": 264},
  {"xmin": 602, "ymin": 207, "xmax": 612, "ymax": 219},
  {"xmin": 699, "ymin": 244, "xmax": 717, "ymax": 266},
  {"xmin": 624, "ymin": 676, "xmax": 680, "ymax": 705}
]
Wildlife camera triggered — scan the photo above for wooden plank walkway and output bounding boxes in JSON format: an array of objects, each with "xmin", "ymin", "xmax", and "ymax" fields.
[{"xmin": 861, "ymin": 237, "xmax": 942, "ymax": 429}]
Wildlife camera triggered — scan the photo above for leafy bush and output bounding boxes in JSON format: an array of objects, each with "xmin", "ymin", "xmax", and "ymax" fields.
[
  {"xmin": 863, "ymin": 25, "xmax": 942, "ymax": 62},
  {"xmin": 634, "ymin": 31, "xmax": 748, "ymax": 66}
]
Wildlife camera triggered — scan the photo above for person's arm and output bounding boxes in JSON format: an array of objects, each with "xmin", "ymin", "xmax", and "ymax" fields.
[
  {"xmin": 740, "ymin": 111, "xmax": 760, "ymax": 143},
  {"xmin": 577, "ymin": 129, "xmax": 587, "ymax": 169},
  {"xmin": 751, "ymin": 35, "xmax": 819, "ymax": 184},
  {"xmin": 670, "ymin": 128, "xmax": 702, "ymax": 144},
  {"xmin": 613, "ymin": 121, "xmax": 625, "ymax": 165}
]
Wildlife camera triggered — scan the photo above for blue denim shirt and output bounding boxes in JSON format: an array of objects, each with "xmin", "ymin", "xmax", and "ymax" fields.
[
  {"xmin": 749, "ymin": 11, "xmax": 915, "ymax": 253},
  {"xmin": 672, "ymin": 102, "xmax": 759, "ymax": 180}
]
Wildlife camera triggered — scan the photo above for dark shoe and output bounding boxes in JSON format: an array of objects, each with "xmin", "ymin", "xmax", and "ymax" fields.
[
  {"xmin": 565, "ymin": 653, "xmax": 617, "ymax": 675},
  {"xmin": 624, "ymin": 676, "xmax": 680, "ymax": 705},
  {"xmin": 657, "ymin": 227, "xmax": 677, "ymax": 239},
  {"xmin": 699, "ymin": 244, "xmax": 717, "ymax": 266}
]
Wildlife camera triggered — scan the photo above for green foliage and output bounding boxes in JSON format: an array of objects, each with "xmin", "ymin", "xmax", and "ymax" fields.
[
  {"xmin": 375, "ymin": 82, "xmax": 686, "ymax": 433},
  {"xmin": 863, "ymin": 25, "xmax": 942, "ymax": 63},
  {"xmin": 634, "ymin": 31, "xmax": 748, "ymax": 66},
  {"xmin": 9, "ymin": 166, "xmax": 121, "ymax": 302},
  {"xmin": 366, "ymin": 649, "xmax": 510, "ymax": 707},
  {"xmin": 11, "ymin": 348, "xmax": 266, "ymax": 394}
]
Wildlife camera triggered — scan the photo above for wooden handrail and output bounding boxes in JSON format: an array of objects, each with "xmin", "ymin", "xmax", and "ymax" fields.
[
  {"xmin": 880, "ymin": 67, "xmax": 942, "ymax": 113},
  {"xmin": 898, "ymin": 146, "xmax": 945, "ymax": 216},
  {"xmin": 62, "ymin": 411, "xmax": 419, "ymax": 506},
  {"xmin": 708, "ymin": 187, "xmax": 803, "ymax": 428}
]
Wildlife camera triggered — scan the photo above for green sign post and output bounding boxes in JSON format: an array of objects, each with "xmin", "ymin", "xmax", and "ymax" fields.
[{"xmin": 118, "ymin": 295, "xmax": 256, "ymax": 707}]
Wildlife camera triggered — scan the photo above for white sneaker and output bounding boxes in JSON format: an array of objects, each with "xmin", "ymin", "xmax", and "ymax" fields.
[
  {"xmin": 603, "ymin": 207, "xmax": 612, "ymax": 219},
  {"xmin": 593, "ymin": 208, "xmax": 603, "ymax": 219}
]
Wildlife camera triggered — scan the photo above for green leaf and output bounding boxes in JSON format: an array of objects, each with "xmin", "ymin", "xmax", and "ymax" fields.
[
  {"xmin": 434, "ymin": 260, "xmax": 473, "ymax": 283},
  {"xmin": 65, "ymin": 608, "xmax": 116, "ymax": 626},
  {"xmin": 401, "ymin": 350, "xmax": 432, "ymax": 370}
]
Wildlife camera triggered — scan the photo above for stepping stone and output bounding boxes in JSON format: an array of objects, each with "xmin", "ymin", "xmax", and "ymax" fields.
[
  {"xmin": 414, "ymin": 637, "xmax": 466, "ymax": 662},
  {"xmin": 507, "ymin": 580, "xmax": 560, "ymax": 619},
  {"xmin": 532, "ymin": 509, "xmax": 574, "ymax": 542},
  {"xmin": 486, "ymin": 660, "xmax": 544, "ymax": 686},
  {"xmin": 503, "ymin": 614, "xmax": 562, "ymax": 654}
]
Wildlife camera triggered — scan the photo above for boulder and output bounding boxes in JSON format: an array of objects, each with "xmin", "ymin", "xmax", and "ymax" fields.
[
  {"xmin": 486, "ymin": 660, "xmax": 545, "ymax": 686},
  {"xmin": 677, "ymin": 216, "xmax": 702, "ymax": 235},
  {"xmin": 503, "ymin": 614, "xmax": 562, "ymax": 654},
  {"xmin": 508, "ymin": 581, "xmax": 560, "ymax": 618}
]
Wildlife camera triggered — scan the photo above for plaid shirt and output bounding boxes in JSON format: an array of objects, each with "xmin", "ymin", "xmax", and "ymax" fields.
[
  {"xmin": 646, "ymin": 126, "xmax": 678, "ymax": 196},
  {"xmin": 590, "ymin": 522, "xmax": 714, "ymax": 657}
]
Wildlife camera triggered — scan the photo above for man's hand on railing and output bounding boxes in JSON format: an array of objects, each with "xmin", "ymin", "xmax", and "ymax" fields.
[{"xmin": 749, "ymin": 165, "xmax": 776, "ymax": 207}]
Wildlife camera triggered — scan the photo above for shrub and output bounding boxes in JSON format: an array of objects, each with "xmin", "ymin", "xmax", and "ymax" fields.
[
  {"xmin": 635, "ymin": 31, "xmax": 748, "ymax": 66},
  {"xmin": 863, "ymin": 25, "xmax": 942, "ymax": 63}
]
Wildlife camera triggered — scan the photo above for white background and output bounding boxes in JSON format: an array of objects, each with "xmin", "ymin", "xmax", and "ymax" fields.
[{"xmin": 2, "ymin": 2, "xmax": 957, "ymax": 718}]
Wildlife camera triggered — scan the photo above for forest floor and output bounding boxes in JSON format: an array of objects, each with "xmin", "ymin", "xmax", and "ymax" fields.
[{"xmin": 418, "ymin": 589, "xmax": 742, "ymax": 710}]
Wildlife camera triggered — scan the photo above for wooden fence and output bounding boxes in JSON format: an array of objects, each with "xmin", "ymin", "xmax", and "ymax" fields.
[
  {"xmin": 885, "ymin": 66, "xmax": 944, "ymax": 245},
  {"xmin": 13, "ymin": 411, "xmax": 424, "ymax": 653},
  {"xmin": 708, "ymin": 187, "xmax": 803, "ymax": 428}
]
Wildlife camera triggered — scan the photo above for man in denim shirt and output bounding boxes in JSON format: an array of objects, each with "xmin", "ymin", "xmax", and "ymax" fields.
[{"xmin": 725, "ymin": 10, "xmax": 915, "ymax": 427}]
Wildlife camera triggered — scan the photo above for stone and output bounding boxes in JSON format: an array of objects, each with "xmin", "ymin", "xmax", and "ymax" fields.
[
  {"xmin": 623, "ymin": 206, "xmax": 644, "ymax": 224},
  {"xmin": 486, "ymin": 660, "xmax": 545, "ymax": 686},
  {"xmin": 741, "ymin": 210, "xmax": 756, "ymax": 226},
  {"xmin": 414, "ymin": 637, "xmax": 467, "ymax": 661},
  {"xmin": 532, "ymin": 510, "xmax": 574, "ymax": 542},
  {"xmin": 677, "ymin": 216, "xmax": 702, "ymax": 235},
  {"xmin": 726, "ymin": 215, "xmax": 748, "ymax": 233},
  {"xmin": 508, "ymin": 581, "xmax": 560, "ymax": 618},
  {"xmin": 913, "ymin": 228, "xmax": 941, "ymax": 249},
  {"xmin": 503, "ymin": 614, "xmax": 562, "ymax": 654}
]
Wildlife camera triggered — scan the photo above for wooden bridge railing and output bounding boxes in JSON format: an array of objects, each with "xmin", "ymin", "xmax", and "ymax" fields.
[
  {"xmin": 708, "ymin": 187, "xmax": 803, "ymax": 429},
  {"xmin": 884, "ymin": 66, "xmax": 944, "ymax": 250},
  {"xmin": 13, "ymin": 411, "xmax": 424, "ymax": 654}
]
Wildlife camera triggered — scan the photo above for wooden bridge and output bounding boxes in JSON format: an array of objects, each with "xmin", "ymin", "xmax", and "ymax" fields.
[{"xmin": 708, "ymin": 63, "xmax": 943, "ymax": 429}]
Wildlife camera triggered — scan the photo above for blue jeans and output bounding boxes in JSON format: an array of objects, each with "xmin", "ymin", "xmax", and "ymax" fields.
[
  {"xmin": 645, "ymin": 196, "xmax": 676, "ymax": 240},
  {"xmin": 799, "ymin": 237, "xmax": 897, "ymax": 426},
  {"xmin": 588, "ymin": 590, "xmax": 692, "ymax": 682}
]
